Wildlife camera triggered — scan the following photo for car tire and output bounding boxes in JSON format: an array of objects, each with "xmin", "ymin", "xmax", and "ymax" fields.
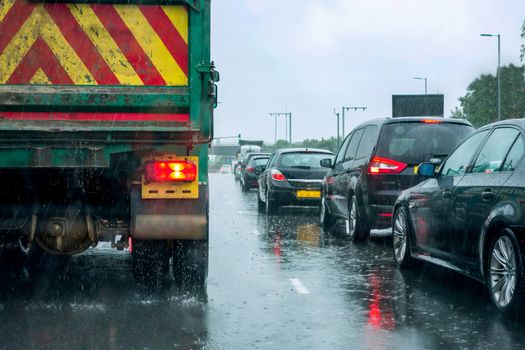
[
  {"xmin": 266, "ymin": 190, "xmax": 278, "ymax": 215},
  {"xmin": 392, "ymin": 206, "xmax": 416, "ymax": 268},
  {"xmin": 172, "ymin": 240, "xmax": 208, "ymax": 290},
  {"xmin": 486, "ymin": 228, "xmax": 525, "ymax": 314},
  {"xmin": 241, "ymin": 181, "xmax": 249, "ymax": 193},
  {"xmin": 132, "ymin": 239, "xmax": 169, "ymax": 289},
  {"xmin": 319, "ymin": 195, "xmax": 335, "ymax": 231},
  {"xmin": 257, "ymin": 190, "xmax": 265, "ymax": 212},
  {"xmin": 348, "ymin": 195, "xmax": 369, "ymax": 241}
]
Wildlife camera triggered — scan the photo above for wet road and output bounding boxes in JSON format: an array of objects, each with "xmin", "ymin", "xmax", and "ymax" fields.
[{"xmin": 1, "ymin": 173, "xmax": 525, "ymax": 349}]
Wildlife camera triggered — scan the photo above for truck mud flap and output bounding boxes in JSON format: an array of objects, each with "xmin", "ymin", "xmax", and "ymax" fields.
[{"xmin": 130, "ymin": 184, "xmax": 208, "ymax": 240}]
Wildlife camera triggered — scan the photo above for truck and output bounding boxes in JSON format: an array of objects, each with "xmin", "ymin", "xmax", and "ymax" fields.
[{"xmin": 0, "ymin": 0, "xmax": 218, "ymax": 288}]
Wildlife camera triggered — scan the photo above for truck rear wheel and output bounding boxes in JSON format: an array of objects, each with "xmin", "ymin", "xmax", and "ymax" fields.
[
  {"xmin": 132, "ymin": 239, "xmax": 169, "ymax": 289},
  {"xmin": 172, "ymin": 240, "xmax": 208, "ymax": 289}
]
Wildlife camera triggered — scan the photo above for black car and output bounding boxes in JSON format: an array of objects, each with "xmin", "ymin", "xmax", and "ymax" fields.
[
  {"xmin": 241, "ymin": 155, "xmax": 271, "ymax": 192},
  {"xmin": 239, "ymin": 152, "xmax": 271, "ymax": 186},
  {"xmin": 258, "ymin": 148, "xmax": 334, "ymax": 214},
  {"xmin": 320, "ymin": 117, "xmax": 474, "ymax": 240},
  {"xmin": 393, "ymin": 119, "xmax": 525, "ymax": 313}
]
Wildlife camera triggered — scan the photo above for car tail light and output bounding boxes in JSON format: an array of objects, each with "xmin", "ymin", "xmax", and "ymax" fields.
[
  {"xmin": 368, "ymin": 157, "xmax": 407, "ymax": 175},
  {"xmin": 246, "ymin": 166, "xmax": 255, "ymax": 173},
  {"xmin": 421, "ymin": 119, "xmax": 443, "ymax": 124},
  {"xmin": 145, "ymin": 160, "xmax": 197, "ymax": 182},
  {"xmin": 271, "ymin": 169, "xmax": 286, "ymax": 181},
  {"xmin": 325, "ymin": 176, "xmax": 334, "ymax": 185}
]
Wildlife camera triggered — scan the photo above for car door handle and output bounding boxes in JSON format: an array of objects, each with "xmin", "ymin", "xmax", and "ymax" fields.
[
  {"xmin": 482, "ymin": 190, "xmax": 496, "ymax": 201},
  {"xmin": 442, "ymin": 190, "xmax": 451, "ymax": 199}
]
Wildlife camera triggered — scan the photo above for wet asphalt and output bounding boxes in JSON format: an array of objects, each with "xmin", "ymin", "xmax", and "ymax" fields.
[{"xmin": 1, "ymin": 173, "xmax": 525, "ymax": 349}]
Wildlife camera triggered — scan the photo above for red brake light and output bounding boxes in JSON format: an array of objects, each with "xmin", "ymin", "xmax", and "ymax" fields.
[
  {"xmin": 325, "ymin": 176, "xmax": 334, "ymax": 185},
  {"xmin": 368, "ymin": 157, "xmax": 407, "ymax": 175},
  {"xmin": 246, "ymin": 166, "xmax": 255, "ymax": 173},
  {"xmin": 421, "ymin": 119, "xmax": 442, "ymax": 124},
  {"xmin": 271, "ymin": 169, "xmax": 286, "ymax": 181},
  {"xmin": 145, "ymin": 161, "xmax": 197, "ymax": 182}
]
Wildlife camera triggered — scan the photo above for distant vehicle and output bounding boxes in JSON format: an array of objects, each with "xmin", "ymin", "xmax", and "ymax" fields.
[
  {"xmin": 241, "ymin": 156, "xmax": 271, "ymax": 192},
  {"xmin": 393, "ymin": 119, "xmax": 525, "ymax": 314},
  {"xmin": 239, "ymin": 152, "xmax": 272, "ymax": 185},
  {"xmin": 258, "ymin": 148, "xmax": 334, "ymax": 214},
  {"xmin": 320, "ymin": 117, "xmax": 474, "ymax": 241},
  {"xmin": 220, "ymin": 164, "xmax": 232, "ymax": 174}
]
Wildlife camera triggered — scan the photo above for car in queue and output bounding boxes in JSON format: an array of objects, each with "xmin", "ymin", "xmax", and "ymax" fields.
[
  {"xmin": 239, "ymin": 152, "xmax": 271, "ymax": 187},
  {"xmin": 392, "ymin": 119, "xmax": 525, "ymax": 314},
  {"xmin": 320, "ymin": 117, "xmax": 474, "ymax": 240},
  {"xmin": 258, "ymin": 148, "xmax": 334, "ymax": 214},
  {"xmin": 220, "ymin": 164, "xmax": 232, "ymax": 174},
  {"xmin": 240, "ymin": 155, "xmax": 271, "ymax": 192}
]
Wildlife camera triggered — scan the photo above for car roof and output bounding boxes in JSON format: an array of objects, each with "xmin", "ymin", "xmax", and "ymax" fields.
[
  {"xmin": 275, "ymin": 148, "xmax": 333, "ymax": 155},
  {"xmin": 476, "ymin": 118, "xmax": 525, "ymax": 132},
  {"xmin": 351, "ymin": 117, "xmax": 473, "ymax": 130}
]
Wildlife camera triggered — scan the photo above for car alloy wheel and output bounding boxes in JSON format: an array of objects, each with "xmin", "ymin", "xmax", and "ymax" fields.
[
  {"xmin": 320, "ymin": 197, "xmax": 327, "ymax": 224},
  {"xmin": 393, "ymin": 209, "xmax": 408, "ymax": 264},
  {"xmin": 349, "ymin": 197, "xmax": 357, "ymax": 238},
  {"xmin": 489, "ymin": 234, "xmax": 518, "ymax": 309}
]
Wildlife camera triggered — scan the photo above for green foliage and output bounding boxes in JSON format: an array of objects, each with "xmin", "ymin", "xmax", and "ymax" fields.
[
  {"xmin": 521, "ymin": 20, "xmax": 525, "ymax": 61},
  {"xmin": 451, "ymin": 64, "xmax": 525, "ymax": 128}
]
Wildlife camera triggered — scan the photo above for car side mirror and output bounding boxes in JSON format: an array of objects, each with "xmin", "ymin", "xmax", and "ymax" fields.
[
  {"xmin": 417, "ymin": 162, "xmax": 437, "ymax": 177},
  {"xmin": 320, "ymin": 158, "xmax": 333, "ymax": 168}
]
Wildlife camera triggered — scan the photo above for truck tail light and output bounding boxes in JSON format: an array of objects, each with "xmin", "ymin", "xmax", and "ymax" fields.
[
  {"xmin": 246, "ymin": 166, "xmax": 255, "ymax": 173},
  {"xmin": 271, "ymin": 169, "xmax": 286, "ymax": 181},
  {"xmin": 145, "ymin": 161, "xmax": 197, "ymax": 182},
  {"xmin": 368, "ymin": 157, "xmax": 407, "ymax": 175}
]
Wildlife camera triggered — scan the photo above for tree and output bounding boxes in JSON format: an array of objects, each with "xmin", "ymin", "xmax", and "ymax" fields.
[
  {"xmin": 272, "ymin": 137, "xmax": 339, "ymax": 153},
  {"xmin": 521, "ymin": 20, "xmax": 525, "ymax": 61},
  {"xmin": 451, "ymin": 64, "xmax": 525, "ymax": 128}
]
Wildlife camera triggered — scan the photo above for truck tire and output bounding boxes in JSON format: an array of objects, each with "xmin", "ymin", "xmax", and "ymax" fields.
[
  {"xmin": 172, "ymin": 240, "xmax": 208, "ymax": 289},
  {"xmin": 132, "ymin": 239, "xmax": 169, "ymax": 289}
]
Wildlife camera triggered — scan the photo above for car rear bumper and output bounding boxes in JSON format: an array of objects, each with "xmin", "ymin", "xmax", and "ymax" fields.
[
  {"xmin": 368, "ymin": 204, "xmax": 394, "ymax": 229},
  {"xmin": 268, "ymin": 189, "xmax": 321, "ymax": 207}
]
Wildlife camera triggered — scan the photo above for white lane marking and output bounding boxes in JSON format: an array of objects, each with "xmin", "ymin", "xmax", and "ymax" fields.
[{"xmin": 289, "ymin": 278, "xmax": 310, "ymax": 294}]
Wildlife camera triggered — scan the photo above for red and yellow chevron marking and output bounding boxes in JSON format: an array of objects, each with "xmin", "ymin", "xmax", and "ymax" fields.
[{"xmin": 0, "ymin": 0, "xmax": 188, "ymax": 86}]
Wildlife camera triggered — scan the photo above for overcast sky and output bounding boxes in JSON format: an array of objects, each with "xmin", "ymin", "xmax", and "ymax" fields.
[{"xmin": 211, "ymin": 0, "xmax": 524, "ymax": 144}]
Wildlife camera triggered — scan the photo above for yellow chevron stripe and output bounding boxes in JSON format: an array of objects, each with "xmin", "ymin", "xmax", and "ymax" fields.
[
  {"xmin": 39, "ymin": 8, "xmax": 95, "ymax": 85},
  {"xmin": 30, "ymin": 68, "xmax": 51, "ymax": 84},
  {"xmin": 115, "ymin": 5, "xmax": 187, "ymax": 86},
  {"xmin": 67, "ymin": 4, "xmax": 143, "ymax": 86},
  {"xmin": 0, "ymin": 6, "xmax": 39, "ymax": 83},
  {"xmin": 162, "ymin": 6, "xmax": 188, "ymax": 44},
  {"xmin": 0, "ymin": 6, "xmax": 95, "ymax": 84},
  {"xmin": 0, "ymin": 0, "xmax": 15, "ymax": 22}
]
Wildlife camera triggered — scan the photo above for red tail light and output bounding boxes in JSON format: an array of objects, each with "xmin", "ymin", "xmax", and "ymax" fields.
[
  {"xmin": 246, "ymin": 166, "xmax": 255, "ymax": 173},
  {"xmin": 271, "ymin": 169, "xmax": 286, "ymax": 181},
  {"xmin": 421, "ymin": 119, "xmax": 443, "ymax": 124},
  {"xmin": 145, "ymin": 160, "xmax": 197, "ymax": 182},
  {"xmin": 368, "ymin": 157, "xmax": 407, "ymax": 175},
  {"xmin": 325, "ymin": 176, "xmax": 334, "ymax": 185}
]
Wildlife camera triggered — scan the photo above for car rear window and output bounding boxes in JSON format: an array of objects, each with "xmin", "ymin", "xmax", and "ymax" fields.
[
  {"xmin": 376, "ymin": 122, "xmax": 473, "ymax": 165},
  {"xmin": 278, "ymin": 152, "xmax": 332, "ymax": 169},
  {"xmin": 252, "ymin": 158, "xmax": 270, "ymax": 166}
]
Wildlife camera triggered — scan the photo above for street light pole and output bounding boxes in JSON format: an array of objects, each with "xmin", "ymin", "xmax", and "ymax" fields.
[
  {"xmin": 342, "ymin": 106, "xmax": 367, "ymax": 137},
  {"xmin": 333, "ymin": 109, "xmax": 340, "ymax": 148},
  {"xmin": 481, "ymin": 33, "xmax": 502, "ymax": 121},
  {"xmin": 269, "ymin": 112, "xmax": 292, "ymax": 144},
  {"xmin": 413, "ymin": 77, "xmax": 428, "ymax": 94}
]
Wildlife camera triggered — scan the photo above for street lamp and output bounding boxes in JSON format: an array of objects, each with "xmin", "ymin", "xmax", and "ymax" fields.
[
  {"xmin": 480, "ymin": 33, "xmax": 501, "ymax": 121},
  {"xmin": 333, "ymin": 109, "xmax": 340, "ymax": 148},
  {"xmin": 269, "ymin": 112, "xmax": 292, "ymax": 144},
  {"xmin": 341, "ymin": 106, "xmax": 367, "ymax": 137},
  {"xmin": 413, "ymin": 77, "xmax": 427, "ymax": 94}
]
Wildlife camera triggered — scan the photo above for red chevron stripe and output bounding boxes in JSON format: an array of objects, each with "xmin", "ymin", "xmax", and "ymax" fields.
[
  {"xmin": 0, "ymin": 112, "xmax": 190, "ymax": 122},
  {"xmin": 139, "ymin": 6, "xmax": 188, "ymax": 76},
  {"xmin": 0, "ymin": 0, "xmax": 36, "ymax": 54},
  {"xmin": 45, "ymin": 3, "xmax": 119, "ymax": 85},
  {"xmin": 7, "ymin": 37, "xmax": 73, "ymax": 84},
  {"xmin": 91, "ymin": 4, "xmax": 166, "ymax": 86}
]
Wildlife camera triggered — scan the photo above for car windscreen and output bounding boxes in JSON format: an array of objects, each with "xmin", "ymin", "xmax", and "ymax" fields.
[
  {"xmin": 376, "ymin": 122, "xmax": 474, "ymax": 165},
  {"xmin": 251, "ymin": 158, "xmax": 270, "ymax": 166},
  {"xmin": 277, "ymin": 152, "xmax": 332, "ymax": 169}
]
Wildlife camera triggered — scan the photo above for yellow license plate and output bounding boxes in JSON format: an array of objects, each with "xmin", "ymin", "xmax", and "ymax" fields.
[{"xmin": 296, "ymin": 190, "xmax": 321, "ymax": 198}]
